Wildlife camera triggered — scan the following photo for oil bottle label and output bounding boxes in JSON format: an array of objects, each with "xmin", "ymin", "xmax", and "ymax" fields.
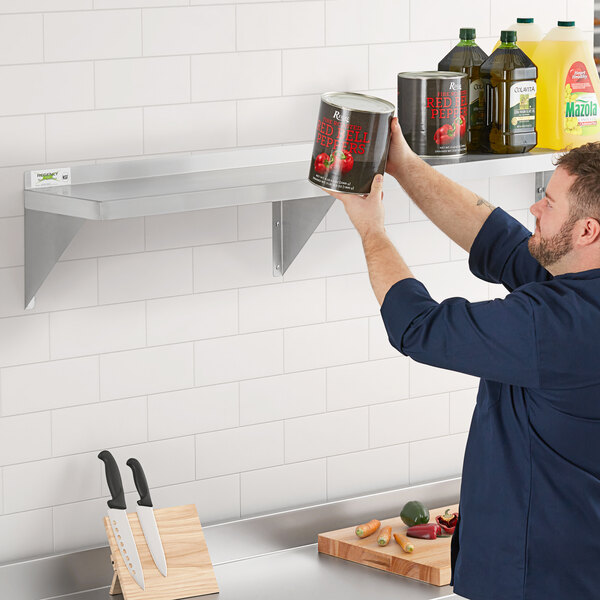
[
  {"xmin": 564, "ymin": 61, "xmax": 599, "ymax": 136},
  {"xmin": 509, "ymin": 81, "xmax": 536, "ymax": 132},
  {"xmin": 469, "ymin": 79, "xmax": 485, "ymax": 128}
]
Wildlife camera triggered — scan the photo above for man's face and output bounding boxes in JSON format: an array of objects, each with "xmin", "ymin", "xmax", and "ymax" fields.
[{"xmin": 528, "ymin": 167, "xmax": 579, "ymax": 269}]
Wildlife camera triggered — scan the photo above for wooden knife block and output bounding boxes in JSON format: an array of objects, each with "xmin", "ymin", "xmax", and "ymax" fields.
[{"xmin": 103, "ymin": 504, "xmax": 219, "ymax": 600}]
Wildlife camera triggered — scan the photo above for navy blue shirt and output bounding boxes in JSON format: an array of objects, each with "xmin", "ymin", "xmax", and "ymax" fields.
[{"xmin": 380, "ymin": 208, "xmax": 600, "ymax": 600}]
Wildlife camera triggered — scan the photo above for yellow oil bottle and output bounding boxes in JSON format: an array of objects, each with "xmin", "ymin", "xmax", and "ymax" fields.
[
  {"xmin": 492, "ymin": 18, "xmax": 543, "ymax": 60},
  {"xmin": 533, "ymin": 21, "xmax": 600, "ymax": 150}
]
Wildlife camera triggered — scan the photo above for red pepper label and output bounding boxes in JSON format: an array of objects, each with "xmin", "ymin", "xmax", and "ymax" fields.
[{"xmin": 427, "ymin": 89, "xmax": 467, "ymax": 151}]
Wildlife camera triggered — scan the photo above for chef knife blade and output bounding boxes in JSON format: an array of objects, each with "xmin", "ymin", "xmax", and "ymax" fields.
[
  {"xmin": 127, "ymin": 458, "xmax": 168, "ymax": 577},
  {"xmin": 98, "ymin": 450, "xmax": 145, "ymax": 591}
]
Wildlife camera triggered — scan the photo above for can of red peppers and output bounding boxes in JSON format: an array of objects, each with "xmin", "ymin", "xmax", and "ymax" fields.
[
  {"xmin": 397, "ymin": 71, "xmax": 468, "ymax": 157},
  {"xmin": 308, "ymin": 92, "xmax": 395, "ymax": 194}
]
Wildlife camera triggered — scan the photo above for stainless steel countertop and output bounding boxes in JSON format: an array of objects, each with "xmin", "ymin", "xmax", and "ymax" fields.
[
  {"xmin": 1, "ymin": 478, "xmax": 464, "ymax": 600},
  {"xmin": 40, "ymin": 545, "xmax": 460, "ymax": 600}
]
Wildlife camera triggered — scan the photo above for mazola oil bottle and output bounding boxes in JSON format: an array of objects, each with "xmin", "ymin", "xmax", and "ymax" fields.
[
  {"xmin": 533, "ymin": 21, "xmax": 600, "ymax": 150},
  {"xmin": 438, "ymin": 28, "xmax": 488, "ymax": 151},
  {"xmin": 480, "ymin": 29, "xmax": 538, "ymax": 153}
]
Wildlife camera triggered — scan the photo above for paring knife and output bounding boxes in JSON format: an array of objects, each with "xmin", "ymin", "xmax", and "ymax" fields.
[
  {"xmin": 126, "ymin": 458, "xmax": 168, "ymax": 577},
  {"xmin": 98, "ymin": 450, "xmax": 145, "ymax": 591}
]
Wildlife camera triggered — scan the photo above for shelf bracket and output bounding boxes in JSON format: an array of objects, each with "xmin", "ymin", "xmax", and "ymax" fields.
[
  {"xmin": 24, "ymin": 209, "xmax": 85, "ymax": 309},
  {"xmin": 535, "ymin": 170, "xmax": 554, "ymax": 204},
  {"xmin": 272, "ymin": 196, "xmax": 335, "ymax": 276}
]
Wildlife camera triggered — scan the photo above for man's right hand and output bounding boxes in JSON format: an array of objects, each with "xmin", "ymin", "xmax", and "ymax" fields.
[{"xmin": 385, "ymin": 117, "xmax": 417, "ymax": 180}]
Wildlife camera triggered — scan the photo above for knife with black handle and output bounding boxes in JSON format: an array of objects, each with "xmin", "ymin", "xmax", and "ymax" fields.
[
  {"xmin": 127, "ymin": 458, "xmax": 168, "ymax": 577},
  {"xmin": 98, "ymin": 450, "xmax": 145, "ymax": 590}
]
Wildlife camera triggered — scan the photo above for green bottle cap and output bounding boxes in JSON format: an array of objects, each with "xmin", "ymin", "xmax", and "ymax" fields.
[
  {"xmin": 516, "ymin": 18, "xmax": 534, "ymax": 24},
  {"xmin": 501, "ymin": 30, "xmax": 517, "ymax": 43},
  {"xmin": 558, "ymin": 20, "xmax": 575, "ymax": 27},
  {"xmin": 460, "ymin": 28, "xmax": 476, "ymax": 40}
]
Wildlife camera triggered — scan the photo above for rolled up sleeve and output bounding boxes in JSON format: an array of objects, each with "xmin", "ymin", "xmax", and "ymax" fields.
[
  {"xmin": 380, "ymin": 278, "xmax": 540, "ymax": 388},
  {"xmin": 469, "ymin": 207, "xmax": 552, "ymax": 291}
]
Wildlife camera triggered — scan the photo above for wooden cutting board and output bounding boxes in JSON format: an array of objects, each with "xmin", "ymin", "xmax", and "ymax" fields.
[{"xmin": 318, "ymin": 504, "xmax": 458, "ymax": 587}]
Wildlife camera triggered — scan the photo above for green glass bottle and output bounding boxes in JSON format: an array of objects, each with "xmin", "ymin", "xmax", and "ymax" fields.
[
  {"xmin": 438, "ymin": 28, "xmax": 489, "ymax": 151},
  {"xmin": 479, "ymin": 30, "xmax": 538, "ymax": 153}
]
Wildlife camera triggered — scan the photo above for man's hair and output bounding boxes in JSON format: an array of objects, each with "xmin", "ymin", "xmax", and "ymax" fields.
[{"xmin": 555, "ymin": 142, "xmax": 600, "ymax": 221}]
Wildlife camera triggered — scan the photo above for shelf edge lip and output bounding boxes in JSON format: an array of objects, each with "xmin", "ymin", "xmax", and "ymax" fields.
[
  {"xmin": 24, "ymin": 190, "xmax": 102, "ymax": 220},
  {"xmin": 24, "ymin": 181, "xmax": 331, "ymax": 220},
  {"xmin": 22, "ymin": 150, "xmax": 558, "ymax": 220},
  {"xmin": 428, "ymin": 151, "xmax": 557, "ymax": 179}
]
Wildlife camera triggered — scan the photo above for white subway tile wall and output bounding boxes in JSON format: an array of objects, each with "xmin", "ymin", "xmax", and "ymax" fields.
[
  {"xmin": 0, "ymin": 0, "xmax": 584, "ymax": 564},
  {"xmin": 241, "ymin": 459, "xmax": 327, "ymax": 516},
  {"xmin": 103, "ymin": 437, "xmax": 196, "ymax": 494},
  {"xmin": 0, "ymin": 508, "xmax": 53, "ymax": 563},
  {"xmin": 327, "ymin": 444, "xmax": 410, "ymax": 501}
]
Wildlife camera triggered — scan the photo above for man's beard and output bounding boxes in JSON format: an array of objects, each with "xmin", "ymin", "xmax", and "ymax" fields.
[{"xmin": 528, "ymin": 216, "xmax": 577, "ymax": 268}]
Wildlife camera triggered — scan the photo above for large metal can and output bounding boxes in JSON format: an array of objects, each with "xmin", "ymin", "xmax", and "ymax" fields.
[
  {"xmin": 397, "ymin": 71, "xmax": 468, "ymax": 157},
  {"xmin": 308, "ymin": 92, "xmax": 395, "ymax": 194}
]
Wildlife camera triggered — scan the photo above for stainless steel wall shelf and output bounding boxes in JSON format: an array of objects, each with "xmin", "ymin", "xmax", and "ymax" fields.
[{"xmin": 23, "ymin": 148, "xmax": 556, "ymax": 309}]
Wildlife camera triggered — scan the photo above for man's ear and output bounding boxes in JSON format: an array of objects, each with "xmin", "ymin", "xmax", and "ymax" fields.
[{"xmin": 579, "ymin": 217, "xmax": 600, "ymax": 246}]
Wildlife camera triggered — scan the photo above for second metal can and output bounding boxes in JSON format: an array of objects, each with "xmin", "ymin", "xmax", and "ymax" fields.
[{"xmin": 397, "ymin": 71, "xmax": 468, "ymax": 157}]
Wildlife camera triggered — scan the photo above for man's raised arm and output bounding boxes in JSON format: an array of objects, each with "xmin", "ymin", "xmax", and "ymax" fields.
[{"xmin": 386, "ymin": 118, "xmax": 495, "ymax": 253}]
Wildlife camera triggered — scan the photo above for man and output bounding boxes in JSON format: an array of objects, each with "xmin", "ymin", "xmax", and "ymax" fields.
[{"xmin": 324, "ymin": 117, "xmax": 600, "ymax": 600}]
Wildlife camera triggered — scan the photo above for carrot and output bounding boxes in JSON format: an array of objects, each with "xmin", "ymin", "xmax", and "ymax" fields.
[
  {"xmin": 394, "ymin": 532, "xmax": 414, "ymax": 553},
  {"xmin": 377, "ymin": 525, "xmax": 392, "ymax": 546},
  {"xmin": 355, "ymin": 519, "xmax": 380, "ymax": 538}
]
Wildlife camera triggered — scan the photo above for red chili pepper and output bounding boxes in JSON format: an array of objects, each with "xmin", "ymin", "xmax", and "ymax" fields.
[
  {"xmin": 314, "ymin": 152, "xmax": 332, "ymax": 175},
  {"xmin": 406, "ymin": 523, "xmax": 442, "ymax": 540},
  {"xmin": 436, "ymin": 509, "xmax": 459, "ymax": 535}
]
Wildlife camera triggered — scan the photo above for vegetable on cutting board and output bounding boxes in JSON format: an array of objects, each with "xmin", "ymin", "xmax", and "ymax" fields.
[
  {"xmin": 377, "ymin": 526, "xmax": 392, "ymax": 546},
  {"xmin": 355, "ymin": 519, "xmax": 380, "ymax": 538},
  {"xmin": 406, "ymin": 523, "xmax": 442, "ymax": 540},
  {"xmin": 400, "ymin": 500, "xmax": 430, "ymax": 527},
  {"xmin": 393, "ymin": 533, "xmax": 414, "ymax": 553},
  {"xmin": 436, "ymin": 509, "xmax": 459, "ymax": 535}
]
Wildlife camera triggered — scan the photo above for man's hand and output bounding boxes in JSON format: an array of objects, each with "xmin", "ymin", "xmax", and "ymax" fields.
[
  {"xmin": 385, "ymin": 117, "xmax": 417, "ymax": 180},
  {"xmin": 323, "ymin": 173, "xmax": 386, "ymax": 241}
]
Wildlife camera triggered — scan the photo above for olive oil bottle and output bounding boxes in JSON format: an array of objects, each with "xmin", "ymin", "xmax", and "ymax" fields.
[
  {"xmin": 479, "ymin": 30, "xmax": 538, "ymax": 153},
  {"xmin": 438, "ymin": 28, "xmax": 488, "ymax": 151}
]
